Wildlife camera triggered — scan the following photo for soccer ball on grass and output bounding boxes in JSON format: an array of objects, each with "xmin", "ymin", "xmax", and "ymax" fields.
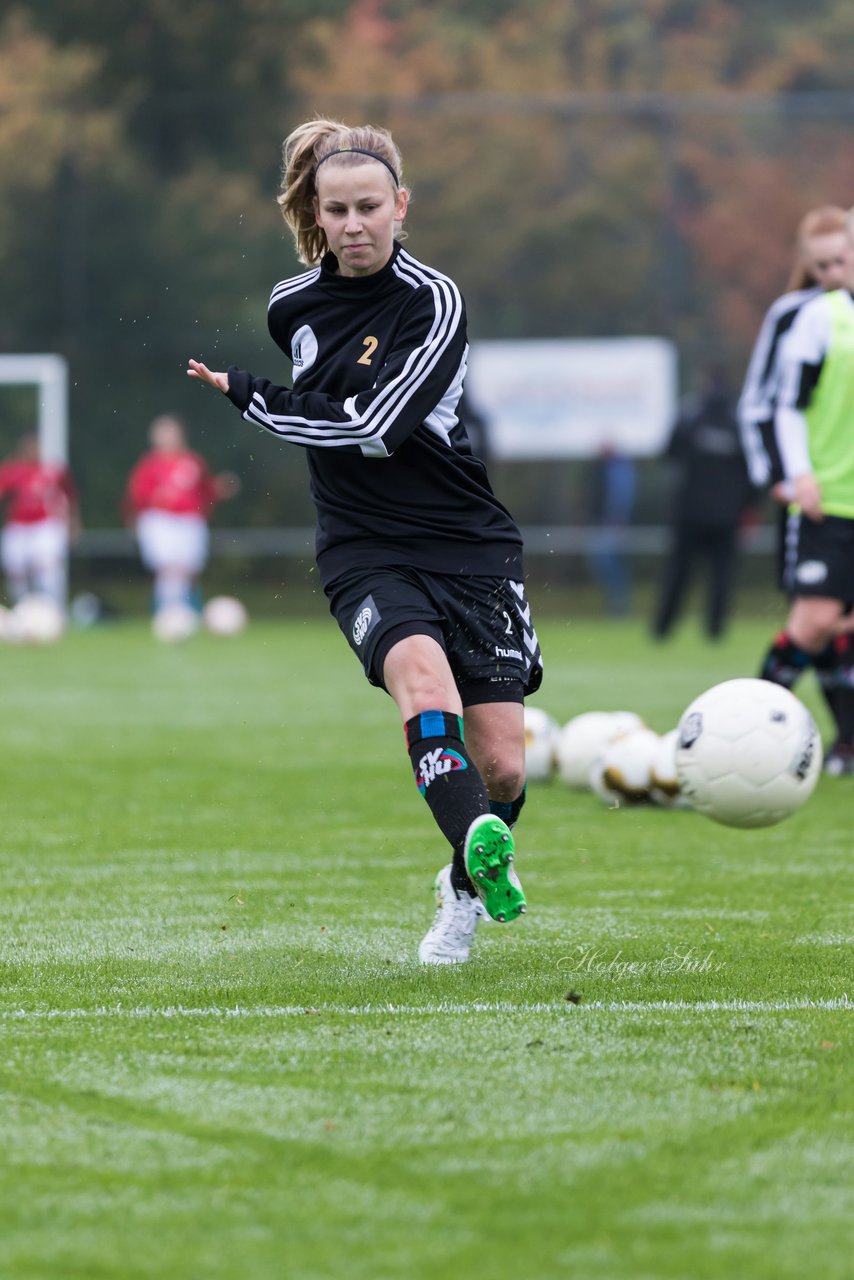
[
  {"xmin": 675, "ymin": 678, "xmax": 820, "ymax": 828},
  {"xmin": 10, "ymin": 594, "xmax": 65, "ymax": 645},
  {"xmin": 589, "ymin": 726, "xmax": 661, "ymax": 807},
  {"xmin": 152, "ymin": 603, "xmax": 199, "ymax": 643},
  {"xmin": 648, "ymin": 728, "xmax": 691, "ymax": 809},
  {"xmin": 556, "ymin": 710, "xmax": 644, "ymax": 789},
  {"xmin": 523, "ymin": 706, "xmax": 560, "ymax": 782},
  {"xmin": 203, "ymin": 595, "xmax": 248, "ymax": 636}
]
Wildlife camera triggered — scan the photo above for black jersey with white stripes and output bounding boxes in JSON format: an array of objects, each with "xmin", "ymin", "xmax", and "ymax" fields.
[
  {"xmin": 225, "ymin": 243, "xmax": 523, "ymax": 587},
  {"xmin": 737, "ymin": 287, "xmax": 821, "ymax": 487}
]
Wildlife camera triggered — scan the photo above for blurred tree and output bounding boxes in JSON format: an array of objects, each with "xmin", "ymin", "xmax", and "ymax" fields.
[
  {"xmin": 290, "ymin": 0, "xmax": 854, "ymax": 358},
  {"xmin": 0, "ymin": 10, "xmax": 120, "ymax": 350}
]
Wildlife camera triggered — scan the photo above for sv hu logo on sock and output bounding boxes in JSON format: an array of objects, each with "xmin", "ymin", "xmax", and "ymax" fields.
[{"xmin": 415, "ymin": 747, "xmax": 467, "ymax": 793}]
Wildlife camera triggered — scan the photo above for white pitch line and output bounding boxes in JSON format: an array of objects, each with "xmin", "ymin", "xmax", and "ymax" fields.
[{"xmin": 0, "ymin": 997, "xmax": 850, "ymax": 1020}]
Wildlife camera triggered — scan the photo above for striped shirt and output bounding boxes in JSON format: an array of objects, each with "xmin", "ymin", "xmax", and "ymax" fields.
[
  {"xmin": 225, "ymin": 244, "xmax": 523, "ymax": 587},
  {"xmin": 737, "ymin": 287, "xmax": 821, "ymax": 487}
]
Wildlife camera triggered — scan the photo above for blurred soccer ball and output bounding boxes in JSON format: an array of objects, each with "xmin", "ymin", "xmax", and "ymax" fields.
[
  {"xmin": 589, "ymin": 727, "xmax": 660, "ymax": 807},
  {"xmin": 69, "ymin": 591, "xmax": 104, "ymax": 629},
  {"xmin": 556, "ymin": 710, "xmax": 644, "ymax": 788},
  {"xmin": 523, "ymin": 706, "xmax": 560, "ymax": 783},
  {"xmin": 202, "ymin": 595, "xmax": 248, "ymax": 637},
  {"xmin": 10, "ymin": 594, "xmax": 65, "ymax": 645},
  {"xmin": 675, "ymin": 678, "xmax": 821, "ymax": 828},
  {"xmin": 152, "ymin": 603, "xmax": 199, "ymax": 643},
  {"xmin": 609, "ymin": 710, "xmax": 646, "ymax": 739},
  {"xmin": 649, "ymin": 728, "xmax": 691, "ymax": 809}
]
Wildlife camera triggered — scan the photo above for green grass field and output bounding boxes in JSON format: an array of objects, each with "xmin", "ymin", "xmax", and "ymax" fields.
[{"xmin": 0, "ymin": 613, "xmax": 851, "ymax": 1280}]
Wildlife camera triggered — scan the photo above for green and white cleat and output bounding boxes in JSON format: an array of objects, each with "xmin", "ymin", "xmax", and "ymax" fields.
[{"xmin": 463, "ymin": 815, "xmax": 527, "ymax": 923}]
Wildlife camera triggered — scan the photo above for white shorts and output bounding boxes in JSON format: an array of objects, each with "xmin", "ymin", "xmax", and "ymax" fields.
[
  {"xmin": 1, "ymin": 519, "xmax": 68, "ymax": 575},
  {"xmin": 136, "ymin": 511, "xmax": 209, "ymax": 574}
]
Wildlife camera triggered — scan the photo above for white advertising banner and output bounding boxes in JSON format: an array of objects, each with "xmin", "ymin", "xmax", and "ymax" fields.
[{"xmin": 465, "ymin": 337, "xmax": 677, "ymax": 458}]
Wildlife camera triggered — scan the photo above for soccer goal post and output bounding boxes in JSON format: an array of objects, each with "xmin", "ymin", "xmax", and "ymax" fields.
[{"xmin": 0, "ymin": 353, "xmax": 69, "ymax": 463}]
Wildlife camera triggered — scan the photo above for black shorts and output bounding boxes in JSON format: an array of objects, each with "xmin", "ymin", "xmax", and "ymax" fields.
[
  {"xmin": 783, "ymin": 511, "xmax": 854, "ymax": 601},
  {"xmin": 326, "ymin": 564, "xmax": 544, "ymax": 705}
]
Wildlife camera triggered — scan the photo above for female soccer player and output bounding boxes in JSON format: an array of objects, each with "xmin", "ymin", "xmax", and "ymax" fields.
[
  {"xmin": 188, "ymin": 117, "xmax": 542, "ymax": 962},
  {"xmin": 741, "ymin": 206, "xmax": 854, "ymax": 773},
  {"xmin": 738, "ymin": 206, "xmax": 850, "ymax": 494},
  {"xmin": 762, "ymin": 208, "xmax": 854, "ymax": 775}
]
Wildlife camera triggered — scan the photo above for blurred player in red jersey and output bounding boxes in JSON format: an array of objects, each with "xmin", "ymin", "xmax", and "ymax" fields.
[
  {"xmin": 124, "ymin": 414, "xmax": 239, "ymax": 613},
  {"xmin": 0, "ymin": 432, "xmax": 79, "ymax": 607}
]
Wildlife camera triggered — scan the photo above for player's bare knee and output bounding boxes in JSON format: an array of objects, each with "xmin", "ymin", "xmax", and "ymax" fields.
[
  {"xmin": 481, "ymin": 753, "xmax": 525, "ymax": 802},
  {"xmin": 407, "ymin": 683, "xmax": 457, "ymax": 715},
  {"xmin": 790, "ymin": 609, "xmax": 843, "ymax": 652}
]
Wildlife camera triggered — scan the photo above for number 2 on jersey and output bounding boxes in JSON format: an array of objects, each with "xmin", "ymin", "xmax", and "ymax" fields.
[{"xmin": 357, "ymin": 335, "xmax": 379, "ymax": 366}]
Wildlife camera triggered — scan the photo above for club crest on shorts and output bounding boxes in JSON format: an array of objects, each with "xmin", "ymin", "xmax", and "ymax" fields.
[
  {"xmin": 352, "ymin": 594, "xmax": 380, "ymax": 647},
  {"xmin": 795, "ymin": 559, "xmax": 828, "ymax": 585}
]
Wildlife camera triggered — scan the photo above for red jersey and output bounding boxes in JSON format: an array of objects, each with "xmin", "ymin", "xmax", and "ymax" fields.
[
  {"xmin": 125, "ymin": 450, "xmax": 219, "ymax": 518},
  {"xmin": 0, "ymin": 459, "xmax": 77, "ymax": 525}
]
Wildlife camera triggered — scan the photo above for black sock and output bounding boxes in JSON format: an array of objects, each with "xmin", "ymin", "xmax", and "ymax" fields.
[
  {"xmin": 405, "ymin": 711, "xmax": 489, "ymax": 895},
  {"xmin": 811, "ymin": 639, "xmax": 843, "ymax": 724},
  {"xmin": 759, "ymin": 631, "xmax": 813, "ymax": 688},
  {"xmin": 490, "ymin": 787, "xmax": 527, "ymax": 829},
  {"xmin": 831, "ymin": 636, "xmax": 854, "ymax": 744},
  {"xmin": 832, "ymin": 689, "xmax": 854, "ymax": 745}
]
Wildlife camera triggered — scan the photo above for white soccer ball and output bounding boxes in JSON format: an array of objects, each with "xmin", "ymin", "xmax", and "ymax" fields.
[
  {"xmin": 675, "ymin": 678, "xmax": 821, "ymax": 828},
  {"xmin": 609, "ymin": 710, "xmax": 646, "ymax": 739},
  {"xmin": 152, "ymin": 603, "xmax": 199, "ymax": 643},
  {"xmin": 202, "ymin": 595, "xmax": 248, "ymax": 636},
  {"xmin": 649, "ymin": 728, "xmax": 691, "ymax": 809},
  {"xmin": 556, "ymin": 710, "xmax": 644, "ymax": 788},
  {"xmin": 523, "ymin": 706, "xmax": 560, "ymax": 783},
  {"xmin": 11, "ymin": 594, "xmax": 65, "ymax": 645},
  {"xmin": 589, "ymin": 727, "xmax": 660, "ymax": 807}
]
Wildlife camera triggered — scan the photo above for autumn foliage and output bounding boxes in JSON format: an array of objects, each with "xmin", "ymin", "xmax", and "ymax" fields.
[{"xmin": 1, "ymin": 0, "xmax": 852, "ymax": 518}]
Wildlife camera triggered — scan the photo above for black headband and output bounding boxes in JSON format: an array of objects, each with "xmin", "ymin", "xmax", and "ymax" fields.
[{"xmin": 315, "ymin": 147, "xmax": 399, "ymax": 187}]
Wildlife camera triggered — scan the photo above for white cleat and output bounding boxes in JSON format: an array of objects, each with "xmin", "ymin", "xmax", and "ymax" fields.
[{"xmin": 418, "ymin": 864, "xmax": 487, "ymax": 965}]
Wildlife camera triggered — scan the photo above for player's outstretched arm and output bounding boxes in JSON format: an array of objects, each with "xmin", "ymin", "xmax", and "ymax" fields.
[{"xmin": 187, "ymin": 360, "xmax": 229, "ymax": 393}]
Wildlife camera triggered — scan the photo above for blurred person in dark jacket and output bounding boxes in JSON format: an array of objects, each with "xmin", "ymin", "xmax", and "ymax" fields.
[
  {"xmin": 585, "ymin": 443, "xmax": 637, "ymax": 616},
  {"xmin": 653, "ymin": 365, "xmax": 759, "ymax": 640}
]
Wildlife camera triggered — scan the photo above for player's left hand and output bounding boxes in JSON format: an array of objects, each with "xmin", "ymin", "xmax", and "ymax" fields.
[
  {"xmin": 187, "ymin": 360, "xmax": 229, "ymax": 393},
  {"xmin": 793, "ymin": 473, "xmax": 823, "ymax": 522}
]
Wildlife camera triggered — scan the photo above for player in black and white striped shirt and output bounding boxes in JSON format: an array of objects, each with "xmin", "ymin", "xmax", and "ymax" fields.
[
  {"xmin": 738, "ymin": 206, "xmax": 849, "ymax": 495},
  {"xmin": 189, "ymin": 117, "xmax": 542, "ymax": 962},
  {"xmin": 741, "ymin": 205, "xmax": 854, "ymax": 771}
]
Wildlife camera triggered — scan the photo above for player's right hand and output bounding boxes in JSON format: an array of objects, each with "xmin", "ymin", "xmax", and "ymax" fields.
[{"xmin": 187, "ymin": 360, "xmax": 229, "ymax": 393}]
